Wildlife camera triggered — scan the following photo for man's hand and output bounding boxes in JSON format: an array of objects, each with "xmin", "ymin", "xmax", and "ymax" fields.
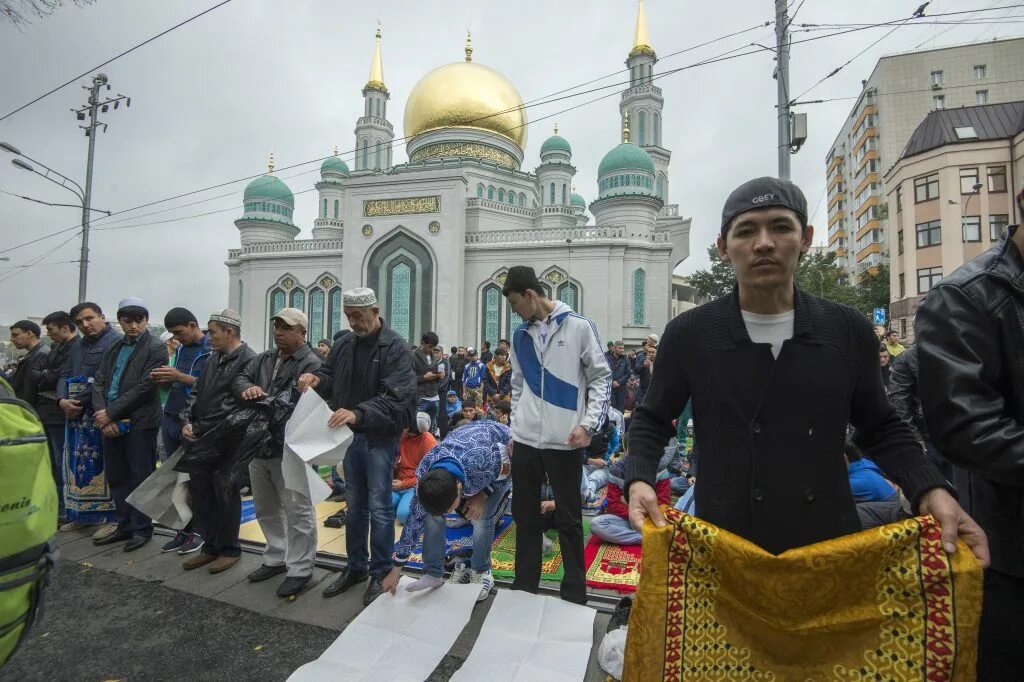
[
  {"xmin": 464, "ymin": 493, "xmax": 486, "ymax": 521},
  {"xmin": 381, "ymin": 566, "xmax": 402, "ymax": 595},
  {"xmin": 59, "ymin": 398, "xmax": 83, "ymax": 419},
  {"xmin": 627, "ymin": 481, "xmax": 666, "ymax": 532},
  {"xmin": 182, "ymin": 423, "xmax": 198, "ymax": 442},
  {"xmin": 587, "ymin": 458, "xmax": 606, "ymax": 469},
  {"xmin": 150, "ymin": 366, "xmax": 185, "ymax": 384},
  {"xmin": 566, "ymin": 426, "xmax": 592, "ymax": 449},
  {"xmin": 392, "ymin": 479, "xmax": 402, "ymax": 489},
  {"xmin": 296, "ymin": 373, "xmax": 319, "ymax": 393},
  {"xmin": 94, "ymin": 409, "xmax": 111, "ymax": 428},
  {"xmin": 101, "ymin": 423, "xmax": 121, "ymax": 438},
  {"xmin": 612, "ymin": 381, "xmax": 620, "ymax": 389},
  {"xmin": 328, "ymin": 408, "xmax": 358, "ymax": 428},
  {"xmin": 424, "ymin": 371, "xmax": 438, "ymax": 381},
  {"xmin": 507, "ymin": 441, "xmax": 514, "ymax": 458},
  {"xmin": 687, "ymin": 476, "xmax": 696, "ymax": 486},
  {"xmin": 540, "ymin": 500, "xmax": 556, "ymax": 515},
  {"xmin": 241, "ymin": 386, "xmax": 267, "ymax": 401},
  {"xmin": 919, "ymin": 487, "xmax": 990, "ymax": 567}
]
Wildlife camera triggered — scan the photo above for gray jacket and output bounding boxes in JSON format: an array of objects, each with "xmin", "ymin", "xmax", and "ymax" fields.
[{"xmin": 92, "ymin": 329, "xmax": 168, "ymax": 429}]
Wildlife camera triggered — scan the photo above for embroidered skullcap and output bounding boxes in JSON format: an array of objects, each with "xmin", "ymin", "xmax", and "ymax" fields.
[{"xmin": 343, "ymin": 287, "xmax": 378, "ymax": 308}]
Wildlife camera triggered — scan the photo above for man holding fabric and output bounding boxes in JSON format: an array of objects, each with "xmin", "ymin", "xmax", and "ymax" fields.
[
  {"xmin": 625, "ymin": 177, "xmax": 988, "ymax": 568},
  {"xmin": 298, "ymin": 287, "xmax": 416, "ymax": 606},
  {"xmin": 382, "ymin": 420, "xmax": 513, "ymax": 603}
]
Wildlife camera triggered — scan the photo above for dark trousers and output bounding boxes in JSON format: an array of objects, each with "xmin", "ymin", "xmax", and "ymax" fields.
[
  {"xmin": 977, "ymin": 569, "xmax": 1024, "ymax": 680},
  {"xmin": 510, "ymin": 442, "xmax": 587, "ymax": 604},
  {"xmin": 103, "ymin": 427, "xmax": 158, "ymax": 537},
  {"xmin": 161, "ymin": 411, "xmax": 194, "ymax": 533},
  {"xmin": 343, "ymin": 433, "xmax": 398, "ymax": 576},
  {"xmin": 610, "ymin": 387, "xmax": 626, "ymax": 413},
  {"xmin": 44, "ymin": 422, "xmax": 66, "ymax": 521},
  {"xmin": 437, "ymin": 394, "xmax": 450, "ymax": 437},
  {"xmin": 190, "ymin": 467, "xmax": 242, "ymax": 558}
]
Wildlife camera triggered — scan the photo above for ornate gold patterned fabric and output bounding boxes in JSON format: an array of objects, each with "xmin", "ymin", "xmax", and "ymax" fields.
[{"xmin": 624, "ymin": 508, "xmax": 982, "ymax": 681}]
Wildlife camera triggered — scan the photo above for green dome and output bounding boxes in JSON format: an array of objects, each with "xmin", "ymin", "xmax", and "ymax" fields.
[
  {"xmin": 598, "ymin": 143, "xmax": 655, "ymax": 177},
  {"xmin": 570, "ymin": 192, "xmax": 586, "ymax": 207},
  {"xmin": 244, "ymin": 175, "xmax": 294, "ymax": 207},
  {"xmin": 540, "ymin": 134, "xmax": 572, "ymax": 155},
  {"xmin": 321, "ymin": 156, "xmax": 350, "ymax": 176}
]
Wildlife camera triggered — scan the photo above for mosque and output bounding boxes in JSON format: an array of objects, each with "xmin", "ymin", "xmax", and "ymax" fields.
[{"xmin": 225, "ymin": 0, "xmax": 690, "ymax": 350}]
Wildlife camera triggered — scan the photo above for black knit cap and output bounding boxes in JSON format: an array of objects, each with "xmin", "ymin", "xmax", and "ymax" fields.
[
  {"xmin": 502, "ymin": 265, "xmax": 545, "ymax": 296},
  {"xmin": 721, "ymin": 176, "xmax": 808, "ymax": 238}
]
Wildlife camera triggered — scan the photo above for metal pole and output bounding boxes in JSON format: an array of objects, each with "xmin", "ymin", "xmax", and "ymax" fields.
[
  {"xmin": 566, "ymin": 238, "xmax": 573, "ymax": 306},
  {"xmin": 775, "ymin": 0, "xmax": 791, "ymax": 180},
  {"xmin": 78, "ymin": 74, "xmax": 104, "ymax": 303}
]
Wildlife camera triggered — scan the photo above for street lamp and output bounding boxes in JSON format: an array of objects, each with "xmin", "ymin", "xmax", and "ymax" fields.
[{"xmin": 949, "ymin": 182, "xmax": 984, "ymax": 241}]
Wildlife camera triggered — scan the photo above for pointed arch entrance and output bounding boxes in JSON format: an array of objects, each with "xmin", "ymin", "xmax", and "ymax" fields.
[{"xmin": 365, "ymin": 229, "xmax": 435, "ymax": 342}]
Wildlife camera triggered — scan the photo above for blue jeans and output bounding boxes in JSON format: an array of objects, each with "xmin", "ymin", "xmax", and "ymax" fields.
[
  {"xmin": 583, "ymin": 464, "xmax": 610, "ymax": 501},
  {"xmin": 591, "ymin": 514, "xmax": 641, "ymax": 546},
  {"xmin": 392, "ymin": 488, "xmax": 415, "ymax": 524},
  {"xmin": 417, "ymin": 398, "xmax": 439, "ymax": 433},
  {"xmin": 343, "ymin": 434, "xmax": 398, "ymax": 576},
  {"xmin": 422, "ymin": 479, "xmax": 511, "ymax": 578}
]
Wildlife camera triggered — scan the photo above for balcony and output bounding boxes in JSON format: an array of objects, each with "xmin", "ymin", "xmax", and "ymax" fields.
[
  {"xmin": 467, "ymin": 226, "xmax": 627, "ymax": 245},
  {"xmin": 227, "ymin": 238, "xmax": 344, "ymax": 261},
  {"xmin": 828, "ymin": 229, "xmax": 846, "ymax": 246},
  {"xmin": 856, "ymin": 242, "xmax": 880, "ymax": 262},
  {"xmin": 855, "ymin": 218, "xmax": 880, "ymax": 241},
  {"xmin": 827, "ymin": 154, "xmax": 844, "ymax": 175},
  {"xmin": 854, "ymin": 195, "xmax": 879, "ymax": 219},
  {"xmin": 854, "ymin": 173, "xmax": 878, "ymax": 197},
  {"xmin": 835, "ymin": 247, "xmax": 847, "ymax": 257},
  {"xmin": 853, "ymin": 104, "xmax": 877, "ymax": 132},
  {"xmin": 314, "ymin": 218, "xmax": 343, "ymax": 228},
  {"xmin": 828, "ymin": 173, "xmax": 844, "ymax": 192},
  {"xmin": 856, "ymin": 149, "xmax": 878, "ymax": 172},
  {"xmin": 466, "ymin": 197, "xmax": 538, "ymax": 218},
  {"xmin": 828, "ymin": 210, "xmax": 846, "ymax": 228},
  {"xmin": 660, "ymin": 204, "xmax": 679, "ymax": 217},
  {"xmin": 828, "ymin": 191, "xmax": 845, "ymax": 210},
  {"xmin": 853, "ymin": 128, "xmax": 877, "ymax": 156}
]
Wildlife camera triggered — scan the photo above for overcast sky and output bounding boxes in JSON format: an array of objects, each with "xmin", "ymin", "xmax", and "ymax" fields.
[{"xmin": 1, "ymin": 0, "xmax": 1019, "ymax": 324}]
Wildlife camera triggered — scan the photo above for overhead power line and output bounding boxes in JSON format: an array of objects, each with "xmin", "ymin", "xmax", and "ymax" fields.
[{"xmin": 789, "ymin": 76, "xmax": 1024, "ymax": 105}]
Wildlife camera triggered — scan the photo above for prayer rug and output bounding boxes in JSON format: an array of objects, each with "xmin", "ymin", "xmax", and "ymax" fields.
[
  {"xmin": 240, "ymin": 498, "xmax": 255, "ymax": 525},
  {"xmin": 623, "ymin": 508, "xmax": 982, "ymax": 681},
  {"xmin": 401, "ymin": 514, "xmax": 513, "ymax": 570},
  {"xmin": 62, "ymin": 377, "xmax": 115, "ymax": 524},
  {"xmin": 491, "ymin": 519, "xmax": 591, "ymax": 581},
  {"xmin": 582, "ymin": 486, "xmax": 608, "ymax": 516},
  {"xmin": 584, "ymin": 535, "xmax": 642, "ymax": 593}
]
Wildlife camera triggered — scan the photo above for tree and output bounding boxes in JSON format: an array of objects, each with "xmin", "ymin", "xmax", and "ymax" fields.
[
  {"xmin": 794, "ymin": 250, "xmax": 859, "ymax": 308},
  {"xmin": 687, "ymin": 245, "xmax": 735, "ymax": 301},
  {"xmin": 1, "ymin": 0, "xmax": 94, "ymax": 26},
  {"xmin": 855, "ymin": 264, "xmax": 890, "ymax": 317}
]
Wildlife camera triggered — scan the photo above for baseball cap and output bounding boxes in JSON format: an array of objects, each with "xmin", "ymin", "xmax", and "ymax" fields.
[
  {"xmin": 467, "ymin": 346, "xmax": 477, "ymax": 355},
  {"xmin": 271, "ymin": 307, "xmax": 308, "ymax": 329},
  {"xmin": 721, "ymin": 176, "xmax": 808, "ymax": 238}
]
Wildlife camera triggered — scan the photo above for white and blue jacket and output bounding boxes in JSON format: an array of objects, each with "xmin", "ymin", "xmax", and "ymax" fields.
[{"xmin": 509, "ymin": 301, "xmax": 611, "ymax": 451}]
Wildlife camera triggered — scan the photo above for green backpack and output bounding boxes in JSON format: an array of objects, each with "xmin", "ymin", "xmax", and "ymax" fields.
[{"xmin": 0, "ymin": 376, "xmax": 58, "ymax": 668}]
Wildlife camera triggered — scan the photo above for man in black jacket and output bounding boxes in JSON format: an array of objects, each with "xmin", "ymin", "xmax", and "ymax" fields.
[
  {"xmin": 233, "ymin": 307, "xmax": 322, "ymax": 598},
  {"xmin": 37, "ymin": 311, "xmax": 79, "ymax": 522},
  {"xmin": 299, "ymin": 287, "xmax": 417, "ymax": 606},
  {"xmin": 607, "ymin": 341, "xmax": 631, "ymax": 413},
  {"xmin": 92, "ymin": 298, "xmax": 168, "ymax": 552},
  {"xmin": 917, "ymin": 210, "xmax": 1024, "ymax": 678},
  {"xmin": 9, "ymin": 319, "xmax": 49, "ymax": 407},
  {"xmin": 888, "ymin": 345, "xmax": 952, "ymax": 481},
  {"xmin": 626, "ymin": 177, "xmax": 987, "ymax": 567},
  {"xmin": 179, "ymin": 309, "xmax": 256, "ymax": 575},
  {"xmin": 411, "ymin": 331, "xmax": 442, "ymax": 434}
]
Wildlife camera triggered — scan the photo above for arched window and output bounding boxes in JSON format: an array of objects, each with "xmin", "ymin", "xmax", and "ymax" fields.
[
  {"xmin": 390, "ymin": 263, "xmax": 412, "ymax": 341},
  {"xmin": 289, "ymin": 288, "xmax": 306, "ymax": 312},
  {"xmin": 638, "ymin": 111, "xmax": 646, "ymax": 146},
  {"xmin": 562, "ymin": 184, "xmax": 567, "ymax": 204},
  {"xmin": 308, "ymin": 288, "xmax": 325, "ymax": 341},
  {"xmin": 488, "ymin": 186, "xmax": 495, "ymax": 200},
  {"xmin": 361, "ymin": 139, "xmax": 369, "ymax": 169},
  {"xmin": 498, "ymin": 189, "xmax": 505, "ymax": 202},
  {"xmin": 656, "ymin": 175, "xmax": 664, "ymax": 199},
  {"xmin": 328, "ymin": 287, "xmax": 343, "ymax": 336},
  {"xmin": 653, "ymin": 112, "xmax": 661, "ymax": 146},
  {"xmin": 549, "ymin": 183, "xmax": 555, "ymax": 204},
  {"xmin": 508, "ymin": 189, "xmax": 515, "ymax": 204},
  {"xmin": 519, "ymin": 192, "xmax": 526, "ymax": 206},
  {"xmin": 365, "ymin": 99, "xmax": 371, "ymax": 116},
  {"xmin": 477, "ymin": 184, "xmax": 485, "ymax": 198},
  {"xmin": 268, "ymin": 287, "xmax": 286, "ymax": 348},
  {"xmin": 333, "ymin": 199, "xmax": 339, "ymax": 219},
  {"xmin": 632, "ymin": 269, "xmax": 646, "ymax": 325},
  {"xmin": 375, "ymin": 98, "xmax": 381, "ymax": 118},
  {"xmin": 557, "ymin": 281, "xmax": 580, "ymax": 311},
  {"xmin": 375, "ymin": 143, "xmax": 382, "ymax": 170},
  {"xmin": 481, "ymin": 284, "xmax": 501, "ymax": 351}
]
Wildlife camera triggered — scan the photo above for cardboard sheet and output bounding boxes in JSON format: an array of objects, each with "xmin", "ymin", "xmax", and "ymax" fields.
[
  {"xmin": 282, "ymin": 390, "xmax": 353, "ymax": 506},
  {"xmin": 451, "ymin": 590, "xmax": 596, "ymax": 682},
  {"xmin": 288, "ymin": 577, "xmax": 479, "ymax": 682},
  {"xmin": 126, "ymin": 447, "xmax": 192, "ymax": 529}
]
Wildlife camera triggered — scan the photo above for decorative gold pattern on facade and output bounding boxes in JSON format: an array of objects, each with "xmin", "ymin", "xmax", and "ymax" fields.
[
  {"xmin": 544, "ymin": 271, "xmax": 565, "ymax": 284},
  {"xmin": 319, "ymin": 276, "xmax": 335, "ymax": 288},
  {"xmin": 428, "ymin": 221, "xmax": 441, "ymax": 235},
  {"xmin": 268, "ymin": 151, "xmax": 275, "ymax": 175},
  {"xmin": 496, "ymin": 273, "xmax": 508, "ymax": 285},
  {"xmin": 362, "ymin": 196, "xmax": 440, "ymax": 217},
  {"xmin": 410, "ymin": 142, "xmax": 516, "ymax": 169},
  {"xmin": 280, "ymin": 276, "xmax": 295, "ymax": 289},
  {"xmin": 361, "ymin": 224, "xmax": 373, "ymax": 238}
]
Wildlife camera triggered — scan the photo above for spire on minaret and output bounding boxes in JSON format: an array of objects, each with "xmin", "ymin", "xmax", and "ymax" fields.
[
  {"xmin": 630, "ymin": 0, "xmax": 655, "ymax": 57},
  {"xmin": 554, "ymin": 123, "xmax": 559, "ymax": 135},
  {"xmin": 622, "ymin": 113, "xmax": 630, "ymax": 144},
  {"xmin": 268, "ymin": 151, "xmax": 275, "ymax": 175},
  {"xmin": 365, "ymin": 20, "xmax": 387, "ymax": 93},
  {"xmin": 465, "ymin": 29, "xmax": 473, "ymax": 62}
]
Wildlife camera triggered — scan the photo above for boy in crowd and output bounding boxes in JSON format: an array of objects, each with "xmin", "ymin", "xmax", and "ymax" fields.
[
  {"xmin": 462, "ymin": 348, "xmax": 486, "ymax": 407},
  {"xmin": 392, "ymin": 413, "xmax": 436, "ymax": 524}
]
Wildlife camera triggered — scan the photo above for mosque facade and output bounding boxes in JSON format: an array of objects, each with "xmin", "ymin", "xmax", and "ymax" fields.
[{"xmin": 226, "ymin": 0, "xmax": 690, "ymax": 350}]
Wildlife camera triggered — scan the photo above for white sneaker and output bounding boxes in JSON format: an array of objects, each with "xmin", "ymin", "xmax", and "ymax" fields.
[
  {"xmin": 92, "ymin": 523, "xmax": 118, "ymax": 540},
  {"xmin": 541, "ymin": 535, "xmax": 554, "ymax": 556},
  {"xmin": 448, "ymin": 562, "xmax": 470, "ymax": 584},
  {"xmin": 470, "ymin": 569, "xmax": 494, "ymax": 602}
]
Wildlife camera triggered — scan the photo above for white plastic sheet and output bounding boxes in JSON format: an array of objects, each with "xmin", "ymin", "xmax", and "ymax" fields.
[
  {"xmin": 126, "ymin": 447, "xmax": 192, "ymax": 528},
  {"xmin": 451, "ymin": 590, "xmax": 597, "ymax": 681},
  {"xmin": 282, "ymin": 390, "xmax": 353, "ymax": 506},
  {"xmin": 288, "ymin": 578, "xmax": 479, "ymax": 682}
]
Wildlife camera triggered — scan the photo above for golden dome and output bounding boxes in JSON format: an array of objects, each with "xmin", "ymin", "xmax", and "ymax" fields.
[{"xmin": 403, "ymin": 61, "xmax": 528, "ymax": 148}]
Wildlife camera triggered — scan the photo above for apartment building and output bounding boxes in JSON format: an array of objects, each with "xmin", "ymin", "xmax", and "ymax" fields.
[
  {"xmin": 825, "ymin": 37, "xmax": 1024, "ymax": 282},
  {"xmin": 884, "ymin": 101, "xmax": 1023, "ymax": 342}
]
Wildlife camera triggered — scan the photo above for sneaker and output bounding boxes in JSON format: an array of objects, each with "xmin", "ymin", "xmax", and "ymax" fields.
[
  {"xmin": 59, "ymin": 521, "xmax": 87, "ymax": 532},
  {"xmin": 448, "ymin": 562, "xmax": 470, "ymax": 585},
  {"xmin": 541, "ymin": 535, "xmax": 554, "ymax": 556},
  {"xmin": 92, "ymin": 523, "xmax": 118, "ymax": 541},
  {"xmin": 606, "ymin": 596, "xmax": 633, "ymax": 633},
  {"xmin": 470, "ymin": 569, "xmax": 494, "ymax": 602},
  {"xmin": 177, "ymin": 533, "xmax": 204, "ymax": 555},
  {"xmin": 161, "ymin": 531, "xmax": 189, "ymax": 553}
]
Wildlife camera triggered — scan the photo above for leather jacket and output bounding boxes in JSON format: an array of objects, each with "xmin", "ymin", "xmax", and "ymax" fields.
[
  {"xmin": 887, "ymin": 345, "xmax": 927, "ymax": 442},
  {"xmin": 182, "ymin": 342, "xmax": 257, "ymax": 436},
  {"xmin": 917, "ymin": 225, "xmax": 1024, "ymax": 577}
]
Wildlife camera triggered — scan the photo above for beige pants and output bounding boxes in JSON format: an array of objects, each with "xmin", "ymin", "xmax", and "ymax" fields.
[{"xmin": 248, "ymin": 457, "xmax": 318, "ymax": 577}]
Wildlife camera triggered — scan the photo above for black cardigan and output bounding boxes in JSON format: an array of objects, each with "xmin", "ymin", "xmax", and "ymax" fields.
[{"xmin": 625, "ymin": 288, "xmax": 950, "ymax": 555}]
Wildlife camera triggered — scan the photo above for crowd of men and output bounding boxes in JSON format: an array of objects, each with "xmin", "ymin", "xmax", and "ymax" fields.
[{"xmin": 4, "ymin": 175, "xmax": 1022, "ymax": 678}]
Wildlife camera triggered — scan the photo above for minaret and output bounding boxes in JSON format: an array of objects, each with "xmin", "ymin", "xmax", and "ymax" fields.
[
  {"xmin": 354, "ymin": 21, "xmax": 394, "ymax": 173},
  {"xmin": 620, "ymin": 0, "xmax": 671, "ymax": 204},
  {"xmin": 536, "ymin": 123, "xmax": 577, "ymax": 230}
]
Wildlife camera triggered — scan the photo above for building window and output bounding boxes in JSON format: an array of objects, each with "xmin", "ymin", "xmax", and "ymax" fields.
[
  {"xmin": 914, "ymin": 174, "xmax": 939, "ymax": 203},
  {"xmin": 549, "ymin": 183, "xmax": 555, "ymax": 204},
  {"xmin": 361, "ymin": 139, "xmax": 369, "ymax": 169},
  {"xmin": 656, "ymin": 174, "xmax": 664, "ymax": 199},
  {"xmin": 631, "ymin": 268, "xmax": 646, "ymax": 325},
  {"xmin": 916, "ymin": 220, "xmax": 942, "ymax": 248},
  {"xmin": 390, "ymin": 262, "xmax": 412, "ymax": 342},
  {"xmin": 987, "ymin": 166, "xmax": 1007, "ymax": 192},
  {"xmin": 931, "ymin": 70, "xmax": 943, "ymax": 86},
  {"xmin": 898, "ymin": 273, "xmax": 905, "ymax": 298},
  {"xmin": 974, "ymin": 64, "xmax": 986, "ymax": 79},
  {"xmin": 289, "ymin": 288, "xmax": 306, "ymax": 312},
  {"xmin": 896, "ymin": 186, "xmax": 903, "ymax": 212},
  {"xmin": 375, "ymin": 143, "xmax": 382, "ymax": 170},
  {"xmin": 268, "ymin": 287, "xmax": 286, "ymax": 348},
  {"xmin": 329, "ymin": 287, "xmax": 343, "ymax": 336},
  {"xmin": 933, "ymin": 95, "xmax": 945, "ymax": 109},
  {"xmin": 556, "ymin": 281, "xmax": 580, "ymax": 311},
  {"xmin": 309, "ymin": 288, "xmax": 325, "ymax": 340},
  {"xmin": 498, "ymin": 189, "xmax": 505, "ymax": 202},
  {"xmin": 897, "ymin": 229, "xmax": 904, "ymax": 255},
  {"xmin": 519, "ymin": 192, "xmax": 526, "ymax": 206},
  {"xmin": 917, "ymin": 266, "xmax": 943, "ymax": 294},
  {"xmin": 959, "ymin": 167, "xmax": 980, "ymax": 194},
  {"xmin": 653, "ymin": 112, "xmax": 661, "ymax": 146},
  {"xmin": 638, "ymin": 111, "xmax": 646, "ymax": 146},
  {"xmin": 976, "ymin": 90, "xmax": 988, "ymax": 105},
  {"xmin": 477, "ymin": 184, "xmax": 484, "ymax": 198},
  {"xmin": 990, "ymin": 214, "xmax": 1009, "ymax": 240},
  {"xmin": 487, "ymin": 186, "xmax": 494, "ymax": 200},
  {"xmin": 962, "ymin": 216, "xmax": 982, "ymax": 242},
  {"xmin": 562, "ymin": 184, "xmax": 567, "ymax": 204},
  {"xmin": 482, "ymin": 285, "xmax": 501, "ymax": 351},
  {"xmin": 322, "ymin": 199, "xmax": 328, "ymax": 218},
  {"xmin": 375, "ymin": 98, "xmax": 380, "ymax": 118},
  {"xmin": 333, "ymin": 199, "xmax": 339, "ymax": 219}
]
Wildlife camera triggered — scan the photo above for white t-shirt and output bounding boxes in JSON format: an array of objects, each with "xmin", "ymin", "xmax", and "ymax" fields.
[{"xmin": 740, "ymin": 309, "xmax": 795, "ymax": 359}]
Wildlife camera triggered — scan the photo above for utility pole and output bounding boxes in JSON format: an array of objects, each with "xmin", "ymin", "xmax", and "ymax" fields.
[
  {"xmin": 775, "ymin": 0, "xmax": 791, "ymax": 180},
  {"xmin": 72, "ymin": 73, "xmax": 130, "ymax": 302}
]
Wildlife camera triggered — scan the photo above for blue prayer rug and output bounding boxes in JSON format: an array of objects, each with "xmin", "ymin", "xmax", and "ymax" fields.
[{"xmin": 400, "ymin": 514, "xmax": 513, "ymax": 569}]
